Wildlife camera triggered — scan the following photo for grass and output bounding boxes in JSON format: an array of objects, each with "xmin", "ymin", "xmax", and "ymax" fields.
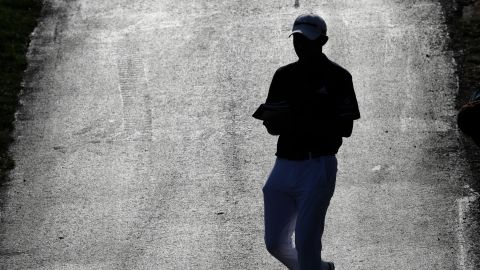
[{"xmin": 0, "ymin": 0, "xmax": 42, "ymax": 183}]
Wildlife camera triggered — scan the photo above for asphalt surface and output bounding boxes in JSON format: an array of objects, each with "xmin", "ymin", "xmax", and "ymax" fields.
[{"xmin": 1, "ymin": 0, "xmax": 479, "ymax": 269}]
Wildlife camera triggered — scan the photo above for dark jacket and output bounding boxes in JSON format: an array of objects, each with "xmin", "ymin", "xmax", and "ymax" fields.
[{"xmin": 259, "ymin": 53, "xmax": 361, "ymax": 159}]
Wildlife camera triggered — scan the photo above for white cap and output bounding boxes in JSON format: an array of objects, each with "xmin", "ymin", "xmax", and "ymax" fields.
[{"xmin": 288, "ymin": 13, "xmax": 327, "ymax": 40}]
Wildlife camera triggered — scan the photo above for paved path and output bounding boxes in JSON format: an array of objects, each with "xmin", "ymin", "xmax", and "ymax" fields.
[{"xmin": 1, "ymin": 0, "xmax": 479, "ymax": 269}]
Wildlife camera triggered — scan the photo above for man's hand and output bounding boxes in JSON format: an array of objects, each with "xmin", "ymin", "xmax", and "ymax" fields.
[
  {"xmin": 263, "ymin": 118, "xmax": 283, "ymax": 135},
  {"xmin": 262, "ymin": 112, "xmax": 296, "ymax": 136},
  {"xmin": 263, "ymin": 117, "xmax": 290, "ymax": 135}
]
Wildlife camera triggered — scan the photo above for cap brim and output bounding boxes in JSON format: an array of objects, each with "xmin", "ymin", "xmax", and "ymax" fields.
[{"xmin": 288, "ymin": 27, "xmax": 324, "ymax": 40}]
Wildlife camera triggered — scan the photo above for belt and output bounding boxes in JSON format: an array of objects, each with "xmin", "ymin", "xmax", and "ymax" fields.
[{"xmin": 277, "ymin": 151, "xmax": 334, "ymax": 160}]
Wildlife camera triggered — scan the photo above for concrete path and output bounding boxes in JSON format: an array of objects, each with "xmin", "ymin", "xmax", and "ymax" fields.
[{"xmin": 1, "ymin": 0, "xmax": 479, "ymax": 269}]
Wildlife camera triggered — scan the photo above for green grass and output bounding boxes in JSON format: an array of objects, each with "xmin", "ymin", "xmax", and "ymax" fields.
[{"xmin": 0, "ymin": 0, "xmax": 42, "ymax": 183}]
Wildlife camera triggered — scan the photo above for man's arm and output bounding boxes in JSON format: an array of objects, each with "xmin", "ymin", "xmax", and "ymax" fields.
[
  {"xmin": 335, "ymin": 117, "xmax": 354, "ymax": 137},
  {"xmin": 265, "ymin": 69, "xmax": 285, "ymax": 103},
  {"xmin": 333, "ymin": 73, "xmax": 359, "ymax": 137},
  {"xmin": 335, "ymin": 74, "xmax": 361, "ymax": 121},
  {"xmin": 262, "ymin": 68, "xmax": 290, "ymax": 136},
  {"xmin": 263, "ymin": 118, "xmax": 283, "ymax": 135}
]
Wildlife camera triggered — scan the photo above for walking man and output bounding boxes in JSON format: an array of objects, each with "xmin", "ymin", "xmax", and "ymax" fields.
[{"xmin": 256, "ymin": 13, "xmax": 361, "ymax": 270}]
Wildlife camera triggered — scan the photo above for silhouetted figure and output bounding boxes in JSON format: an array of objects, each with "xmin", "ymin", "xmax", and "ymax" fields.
[
  {"xmin": 457, "ymin": 89, "xmax": 480, "ymax": 147},
  {"xmin": 253, "ymin": 13, "xmax": 360, "ymax": 270}
]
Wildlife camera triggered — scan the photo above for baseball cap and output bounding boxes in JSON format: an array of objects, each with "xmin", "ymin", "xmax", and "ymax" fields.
[{"xmin": 288, "ymin": 13, "xmax": 327, "ymax": 40}]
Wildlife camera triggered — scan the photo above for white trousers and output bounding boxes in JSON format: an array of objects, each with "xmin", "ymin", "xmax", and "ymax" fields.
[{"xmin": 262, "ymin": 155, "xmax": 337, "ymax": 270}]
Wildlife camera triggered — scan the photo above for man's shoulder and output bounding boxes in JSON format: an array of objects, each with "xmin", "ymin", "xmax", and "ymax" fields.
[
  {"xmin": 275, "ymin": 58, "xmax": 352, "ymax": 79},
  {"xmin": 275, "ymin": 62, "xmax": 297, "ymax": 74},
  {"xmin": 325, "ymin": 57, "xmax": 352, "ymax": 79}
]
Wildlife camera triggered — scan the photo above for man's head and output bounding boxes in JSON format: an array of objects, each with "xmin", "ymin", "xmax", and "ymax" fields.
[{"xmin": 289, "ymin": 13, "xmax": 329, "ymax": 61}]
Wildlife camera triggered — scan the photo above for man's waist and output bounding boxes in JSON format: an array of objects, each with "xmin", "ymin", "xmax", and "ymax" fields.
[{"xmin": 275, "ymin": 150, "xmax": 337, "ymax": 160}]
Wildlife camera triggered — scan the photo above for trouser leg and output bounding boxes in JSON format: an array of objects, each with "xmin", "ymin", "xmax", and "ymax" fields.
[
  {"xmin": 262, "ymin": 185, "xmax": 299, "ymax": 270},
  {"xmin": 294, "ymin": 156, "xmax": 337, "ymax": 270},
  {"xmin": 295, "ymin": 196, "xmax": 331, "ymax": 270}
]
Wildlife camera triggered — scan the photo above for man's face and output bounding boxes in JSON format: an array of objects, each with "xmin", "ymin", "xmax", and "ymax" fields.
[{"xmin": 293, "ymin": 33, "xmax": 326, "ymax": 60}]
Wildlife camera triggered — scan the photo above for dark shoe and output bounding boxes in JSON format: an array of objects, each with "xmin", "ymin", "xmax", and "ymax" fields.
[{"xmin": 326, "ymin": 261, "xmax": 335, "ymax": 270}]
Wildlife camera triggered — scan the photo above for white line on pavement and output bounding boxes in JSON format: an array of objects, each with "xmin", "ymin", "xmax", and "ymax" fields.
[{"xmin": 456, "ymin": 185, "xmax": 479, "ymax": 270}]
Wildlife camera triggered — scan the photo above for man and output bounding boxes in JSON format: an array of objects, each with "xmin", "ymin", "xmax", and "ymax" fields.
[{"xmin": 256, "ymin": 13, "xmax": 360, "ymax": 270}]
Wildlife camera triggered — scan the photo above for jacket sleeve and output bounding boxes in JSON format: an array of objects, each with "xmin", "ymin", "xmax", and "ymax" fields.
[
  {"xmin": 265, "ymin": 69, "xmax": 285, "ymax": 103},
  {"xmin": 262, "ymin": 68, "xmax": 290, "ymax": 136},
  {"xmin": 332, "ymin": 74, "xmax": 359, "ymax": 137},
  {"xmin": 334, "ymin": 73, "xmax": 361, "ymax": 120},
  {"xmin": 334, "ymin": 117, "xmax": 354, "ymax": 137}
]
